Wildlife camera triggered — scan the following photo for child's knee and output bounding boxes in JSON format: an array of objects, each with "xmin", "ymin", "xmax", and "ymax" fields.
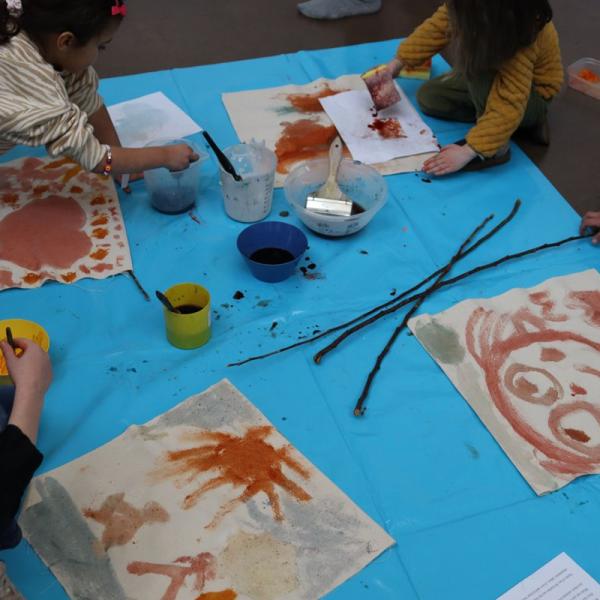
[{"xmin": 416, "ymin": 81, "xmax": 437, "ymax": 115}]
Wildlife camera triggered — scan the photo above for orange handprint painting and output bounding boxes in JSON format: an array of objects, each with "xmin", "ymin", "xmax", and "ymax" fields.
[
  {"xmin": 411, "ymin": 270, "xmax": 600, "ymax": 494},
  {"xmin": 153, "ymin": 425, "xmax": 312, "ymax": 527}
]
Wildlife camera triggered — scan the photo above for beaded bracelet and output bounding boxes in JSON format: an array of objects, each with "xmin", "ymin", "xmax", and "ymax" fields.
[{"xmin": 102, "ymin": 148, "xmax": 113, "ymax": 177}]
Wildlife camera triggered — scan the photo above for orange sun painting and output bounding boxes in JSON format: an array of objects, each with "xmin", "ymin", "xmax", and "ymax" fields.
[{"xmin": 153, "ymin": 425, "xmax": 312, "ymax": 527}]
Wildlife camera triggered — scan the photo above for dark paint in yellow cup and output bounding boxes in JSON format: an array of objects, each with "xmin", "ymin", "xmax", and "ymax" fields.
[{"xmin": 163, "ymin": 283, "xmax": 211, "ymax": 350}]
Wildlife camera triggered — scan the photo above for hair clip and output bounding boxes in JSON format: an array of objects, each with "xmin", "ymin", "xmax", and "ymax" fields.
[
  {"xmin": 111, "ymin": 1, "xmax": 127, "ymax": 16},
  {"xmin": 6, "ymin": 0, "xmax": 23, "ymax": 17}
]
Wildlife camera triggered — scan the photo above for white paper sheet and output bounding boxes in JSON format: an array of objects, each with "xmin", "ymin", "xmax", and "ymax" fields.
[
  {"xmin": 108, "ymin": 92, "xmax": 202, "ymax": 148},
  {"xmin": 498, "ymin": 553, "xmax": 600, "ymax": 600},
  {"xmin": 319, "ymin": 86, "xmax": 439, "ymax": 164}
]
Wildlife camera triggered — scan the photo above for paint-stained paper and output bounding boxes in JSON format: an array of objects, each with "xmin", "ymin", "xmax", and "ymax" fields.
[
  {"xmin": 108, "ymin": 92, "xmax": 202, "ymax": 148},
  {"xmin": 21, "ymin": 379, "xmax": 395, "ymax": 600},
  {"xmin": 409, "ymin": 270, "xmax": 600, "ymax": 495},
  {"xmin": 0, "ymin": 156, "xmax": 132, "ymax": 291},
  {"xmin": 222, "ymin": 75, "xmax": 437, "ymax": 187}
]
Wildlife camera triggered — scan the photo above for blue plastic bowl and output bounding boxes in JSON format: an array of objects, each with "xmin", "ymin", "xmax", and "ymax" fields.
[{"xmin": 237, "ymin": 221, "xmax": 308, "ymax": 283}]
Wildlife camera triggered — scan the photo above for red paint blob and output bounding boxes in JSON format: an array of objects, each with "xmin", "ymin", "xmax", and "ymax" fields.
[{"xmin": 368, "ymin": 118, "xmax": 406, "ymax": 139}]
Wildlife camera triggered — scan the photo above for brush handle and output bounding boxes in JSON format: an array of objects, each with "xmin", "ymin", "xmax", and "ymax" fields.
[
  {"xmin": 325, "ymin": 137, "xmax": 343, "ymax": 187},
  {"xmin": 155, "ymin": 290, "xmax": 180, "ymax": 314},
  {"xmin": 202, "ymin": 131, "xmax": 242, "ymax": 182},
  {"xmin": 5, "ymin": 327, "xmax": 16, "ymax": 351}
]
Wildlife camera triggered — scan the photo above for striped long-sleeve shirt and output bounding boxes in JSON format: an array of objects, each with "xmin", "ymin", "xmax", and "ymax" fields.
[{"xmin": 0, "ymin": 32, "xmax": 106, "ymax": 171}]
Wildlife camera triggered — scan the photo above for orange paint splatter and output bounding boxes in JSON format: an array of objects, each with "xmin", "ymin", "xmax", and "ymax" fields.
[
  {"xmin": 89, "ymin": 248, "xmax": 109, "ymax": 260},
  {"xmin": 79, "ymin": 265, "xmax": 91, "ymax": 274},
  {"xmin": 61, "ymin": 272, "xmax": 77, "ymax": 283},
  {"xmin": 540, "ymin": 348, "xmax": 566, "ymax": 362},
  {"xmin": 579, "ymin": 68, "xmax": 600, "ymax": 84},
  {"xmin": 83, "ymin": 493, "xmax": 169, "ymax": 550},
  {"xmin": 567, "ymin": 290, "xmax": 600, "ymax": 327},
  {"xmin": 92, "ymin": 227, "xmax": 109, "ymax": 239},
  {"xmin": 368, "ymin": 117, "xmax": 406, "ymax": 139},
  {"xmin": 0, "ymin": 269, "xmax": 15, "ymax": 287},
  {"xmin": 91, "ymin": 215, "xmax": 109, "ymax": 226},
  {"xmin": 91, "ymin": 196, "xmax": 107, "ymax": 206},
  {"xmin": 23, "ymin": 273, "xmax": 42, "ymax": 285},
  {"xmin": 91, "ymin": 262, "xmax": 113, "ymax": 273},
  {"xmin": 275, "ymin": 119, "xmax": 338, "ymax": 174},
  {"xmin": 286, "ymin": 85, "xmax": 344, "ymax": 113},
  {"xmin": 62, "ymin": 165, "xmax": 82, "ymax": 183},
  {"xmin": 128, "ymin": 553, "xmax": 216, "ymax": 600},
  {"xmin": 43, "ymin": 157, "xmax": 74, "ymax": 170},
  {"xmin": 197, "ymin": 591, "xmax": 237, "ymax": 600},
  {"xmin": 0, "ymin": 196, "xmax": 92, "ymax": 270},
  {"xmin": 154, "ymin": 426, "xmax": 312, "ymax": 528},
  {"xmin": 70, "ymin": 186, "xmax": 84, "ymax": 194},
  {"xmin": 33, "ymin": 185, "xmax": 49, "ymax": 195},
  {"xmin": 1, "ymin": 193, "xmax": 18, "ymax": 205}
]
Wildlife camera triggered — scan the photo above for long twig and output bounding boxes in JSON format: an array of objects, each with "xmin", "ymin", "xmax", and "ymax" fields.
[
  {"xmin": 352, "ymin": 214, "xmax": 497, "ymax": 416},
  {"xmin": 314, "ymin": 202, "xmax": 522, "ymax": 364},
  {"xmin": 228, "ymin": 200, "xmax": 521, "ymax": 368},
  {"xmin": 128, "ymin": 270, "xmax": 150, "ymax": 302}
]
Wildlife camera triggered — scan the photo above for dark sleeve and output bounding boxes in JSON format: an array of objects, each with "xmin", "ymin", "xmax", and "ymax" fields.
[{"xmin": 0, "ymin": 425, "xmax": 43, "ymax": 531}]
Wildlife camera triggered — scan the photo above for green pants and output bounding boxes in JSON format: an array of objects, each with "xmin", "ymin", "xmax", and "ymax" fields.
[{"xmin": 416, "ymin": 71, "xmax": 548, "ymax": 129}]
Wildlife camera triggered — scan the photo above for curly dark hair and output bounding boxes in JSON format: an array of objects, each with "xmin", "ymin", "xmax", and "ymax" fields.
[
  {"xmin": 448, "ymin": 0, "xmax": 553, "ymax": 77},
  {"xmin": 0, "ymin": 0, "xmax": 125, "ymax": 46}
]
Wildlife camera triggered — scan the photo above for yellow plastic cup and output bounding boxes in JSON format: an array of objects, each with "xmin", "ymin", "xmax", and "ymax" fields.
[
  {"xmin": 163, "ymin": 283, "xmax": 211, "ymax": 350},
  {"xmin": 0, "ymin": 319, "xmax": 50, "ymax": 385}
]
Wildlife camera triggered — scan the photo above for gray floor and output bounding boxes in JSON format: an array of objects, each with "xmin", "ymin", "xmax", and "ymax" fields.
[{"xmin": 96, "ymin": 0, "xmax": 600, "ymax": 214}]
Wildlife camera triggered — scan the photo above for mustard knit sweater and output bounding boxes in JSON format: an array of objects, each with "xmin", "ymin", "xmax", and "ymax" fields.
[{"xmin": 397, "ymin": 4, "xmax": 564, "ymax": 157}]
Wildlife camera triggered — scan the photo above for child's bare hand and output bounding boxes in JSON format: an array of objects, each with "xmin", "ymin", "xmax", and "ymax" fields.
[
  {"xmin": 0, "ymin": 338, "xmax": 52, "ymax": 397},
  {"xmin": 580, "ymin": 211, "xmax": 600, "ymax": 244},
  {"xmin": 163, "ymin": 144, "xmax": 199, "ymax": 172},
  {"xmin": 422, "ymin": 143, "xmax": 477, "ymax": 176}
]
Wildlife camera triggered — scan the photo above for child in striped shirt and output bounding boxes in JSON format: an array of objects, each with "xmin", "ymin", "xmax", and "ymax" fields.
[{"xmin": 0, "ymin": 0, "xmax": 197, "ymax": 181}]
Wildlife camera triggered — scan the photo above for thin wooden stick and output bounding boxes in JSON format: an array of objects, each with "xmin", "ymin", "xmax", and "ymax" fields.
[
  {"xmin": 228, "ymin": 201, "xmax": 521, "ymax": 368},
  {"xmin": 128, "ymin": 270, "xmax": 150, "ymax": 302},
  {"xmin": 352, "ymin": 214, "xmax": 498, "ymax": 416}
]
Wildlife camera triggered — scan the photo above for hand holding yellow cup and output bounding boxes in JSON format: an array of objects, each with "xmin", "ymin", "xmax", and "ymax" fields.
[{"xmin": 0, "ymin": 319, "xmax": 50, "ymax": 385}]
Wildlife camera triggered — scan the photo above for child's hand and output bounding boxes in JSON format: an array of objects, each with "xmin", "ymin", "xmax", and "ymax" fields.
[
  {"xmin": 0, "ymin": 338, "xmax": 52, "ymax": 398},
  {"xmin": 580, "ymin": 211, "xmax": 600, "ymax": 244},
  {"xmin": 163, "ymin": 144, "xmax": 200, "ymax": 172},
  {"xmin": 422, "ymin": 143, "xmax": 477, "ymax": 176}
]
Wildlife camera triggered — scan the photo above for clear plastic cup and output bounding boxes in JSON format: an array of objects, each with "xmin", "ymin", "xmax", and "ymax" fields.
[
  {"xmin": 144, "ymin": 139, "xmax": 208, "ymax": 214},
  {"xmin": 219, "ymin": 143, "xmax": 276, "ymax": 223}
]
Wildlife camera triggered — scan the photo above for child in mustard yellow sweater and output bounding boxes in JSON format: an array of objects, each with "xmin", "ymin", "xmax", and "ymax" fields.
[{"xmin": 386, "ymin": 0, "xmax": 564, "ymax": 176}]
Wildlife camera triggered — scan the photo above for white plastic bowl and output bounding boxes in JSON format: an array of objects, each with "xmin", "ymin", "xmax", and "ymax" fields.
[{"xmin": 283, "ymin": 158, "xmax": 387, "ymax": 237}]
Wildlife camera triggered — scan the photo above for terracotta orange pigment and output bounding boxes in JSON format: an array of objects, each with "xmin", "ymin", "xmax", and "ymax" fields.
[
  {"xmin": 0, "ymin": 269, "xmax": 15, "ymax": 287},
  {"xmin": 155, "ymin": 425, "xmax": 312, "ymax": 527},
  {"xmin": 368, "ymin": 117, "xmax": 406, "ymax": 139},
  {"xmin": 44, "ymin": 157, "xmax": 74, "ymax": 170},
  {"xmin": 579, "ymin": 68, "xmax": 600, "ymax": 84},
  {"xmin": 61, "ymin": 272, "xmax": 77, "ymax": 283},
  {"xmin": 33, "ymin": 185, "xmax": 49, "ymax": 195},
  {"xmin": 91, "ymin": 215, "xmax": 109, "ymax": 226},
  {"xmin": 529, "ymin": 291, "xmax": 567, "ymax": 322},
  {"xmin": 570, "ymin": 383, "xmax": 587, "ymax": 396},
  {"xmin": 79, "ymin": 265, "xmax": 90, "ymax": 274},
  {"xmin": 0, "ymin": 196, "xmax": 92, "ymax": 270},
  {"xmin": 23, "ymin": 273, "xmax": 42, "ymax": 285},
  {"xmin": 90, "ymin": 248, "xmax": 109, "ymax": 260},
  {"xmin": 62, "ymin": 165, "xmax": 82, "ymax": 183},
  {"xmin": 91, "ymin": 262, "xmax": 113, "ymax": 273},
  {"xmin": 83, "ymin": 492, "xmax": 169, "ymax": 550},
  {"xmin": 128, "ymin": 553, "xmax": 216, "ymax": 600},
  {"xmin": 564, "ymin": 428, "xmax": 591, "ymax": 443},
  {"xmin": 92, "ymin": 227, "xmax": 109, "ymax": 239},
  {"xmin": 1, "ymin": 193, "xmax": 18, "ymax": 205},
  {"xmin": 567, "ymin": 290, "xmax": 600, "ymax": 327},
  {"xmin": 286, "ymin": 85, "xmax": 344, "ymax": 113},
  {"xmin": 70, "ymin": 186, "xmax": 83, "ymax": 194},
  {"xmin": 540, "ymin": 348, "xmax": 566, "ymax": 362},
  {"xmin": 197, "ymin": 591, "xmax": 237, "ymax": 600},
  {"xmin": 91, "ymin": 196, "xmax": 107, "ymax": 206},
  {"xmin": 275, "ymin": 119, "xmax": 338, "ymax": 174}
]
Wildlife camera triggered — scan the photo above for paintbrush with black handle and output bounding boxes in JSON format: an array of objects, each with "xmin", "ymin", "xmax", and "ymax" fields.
[
  {"xmin": 201, "ymin": 130, "xmax": 242, "ymax": 182},
  {"xmin": 5, "ymin": 327, "xmax": 16, "ymax": 351}
]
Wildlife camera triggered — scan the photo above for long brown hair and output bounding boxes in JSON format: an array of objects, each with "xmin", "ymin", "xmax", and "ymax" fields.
[{"xmin": 447, "ymin": 0, "xmax": 553, "ymax": 77}]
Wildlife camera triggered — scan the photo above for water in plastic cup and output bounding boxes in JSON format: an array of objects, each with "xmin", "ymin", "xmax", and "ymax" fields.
[
  {"xmin": 144, "ymin": 139, "xmax": 207, "ymax": 214},
  {"xmin": 220, "ymin": 143, "xmax": 276, "ymax": 223}
]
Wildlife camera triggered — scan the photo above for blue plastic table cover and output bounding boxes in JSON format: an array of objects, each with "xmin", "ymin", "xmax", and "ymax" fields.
[{"xmin": 2, "ymin": 39, "xmax": 600, "ymax": 600}]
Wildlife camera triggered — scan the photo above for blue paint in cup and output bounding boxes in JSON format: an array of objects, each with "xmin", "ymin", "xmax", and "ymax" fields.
[{"xmin": 237, "ymin": 221, "xmax": 308, "ymax": 283}]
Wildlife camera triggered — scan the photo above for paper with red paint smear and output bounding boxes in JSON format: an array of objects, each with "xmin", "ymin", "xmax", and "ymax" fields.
[
  {"xmin": 21, "ymin": 380, "xmax": 394, "ymax": 600},
  {"xmin": 222, "ymin": 75, "xmax": 438, "ymax": 188},
  {"xmin": 0, "ymin": 156, "xmax": 132, "ymax": 291},
  {"xmin": 409, "ymin": 270, "xmax": 600, "ymax": 495}
]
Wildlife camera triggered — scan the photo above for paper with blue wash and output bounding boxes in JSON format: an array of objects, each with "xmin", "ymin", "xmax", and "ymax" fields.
[{"xmin": 108, "ymin": 92, "xmax": 202, "ymax": 147}]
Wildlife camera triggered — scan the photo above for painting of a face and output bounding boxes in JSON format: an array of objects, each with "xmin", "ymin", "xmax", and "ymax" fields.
[{"xmin": 411, "ymin": 270, "xmax": 600, "ymax": 494}]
